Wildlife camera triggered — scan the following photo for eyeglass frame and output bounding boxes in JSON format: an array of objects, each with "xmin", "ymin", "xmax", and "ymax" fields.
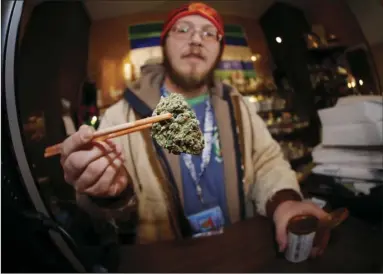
[{"xmin": 168, "ymin": 21, "xmax": 223, "ymax": 43}]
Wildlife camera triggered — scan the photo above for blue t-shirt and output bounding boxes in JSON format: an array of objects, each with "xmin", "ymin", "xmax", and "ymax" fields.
[{"xmin": 180, "ymin": 94, "xmax": 231, "ymax": 225}]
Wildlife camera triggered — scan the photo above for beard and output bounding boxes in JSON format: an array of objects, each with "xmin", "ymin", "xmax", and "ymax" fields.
[{"xmin": 162, "ymin": 46, "xmax": 222, "ymax": 92}]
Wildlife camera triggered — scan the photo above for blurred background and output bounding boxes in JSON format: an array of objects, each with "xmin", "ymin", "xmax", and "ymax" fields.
[
  {"xmin": 16, "ymin": 0, "xmax": 382, "ymax": 198},
  {"xmin": 5, "ymin": 0, "xmax": 382, "ymax": 271}
]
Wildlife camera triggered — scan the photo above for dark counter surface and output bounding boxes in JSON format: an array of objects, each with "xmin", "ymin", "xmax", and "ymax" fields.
[
  {"xmin": 260, "ymin": 216, "xmax": 382, "ymax": 273},
  {"xmin": 117, "ymin": 214, "xmax": 382, "ymax": 273},
  {"xmin": 117, "ymin": 216, "xmax": 276, "ymax": 273}
]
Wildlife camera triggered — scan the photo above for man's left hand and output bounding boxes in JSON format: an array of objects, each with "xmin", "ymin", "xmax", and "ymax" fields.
[{"xmin": 273, "ymin": 200, "xmax": 331, "ymax": 256}]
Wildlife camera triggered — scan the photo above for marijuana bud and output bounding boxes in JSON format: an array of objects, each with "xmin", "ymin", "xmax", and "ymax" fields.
[{"xmin": 151, "ymin": 93, "xmax": 205, "ymax": 155}]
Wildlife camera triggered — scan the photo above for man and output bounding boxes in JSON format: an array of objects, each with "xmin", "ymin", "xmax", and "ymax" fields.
[{"xmin": 60, "ymin": 2, "xmax": 329, "ymax": 254}]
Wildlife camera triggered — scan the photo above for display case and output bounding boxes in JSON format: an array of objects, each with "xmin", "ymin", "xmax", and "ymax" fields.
[{"xmin": 242, "ymin": 89, "xmax": 314, "ymax": 179}]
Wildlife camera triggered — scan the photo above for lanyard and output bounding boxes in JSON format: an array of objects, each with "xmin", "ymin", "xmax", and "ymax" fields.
[{"xmin": 160, "ymin": 86, "xmax": 214, "ymax": 204}]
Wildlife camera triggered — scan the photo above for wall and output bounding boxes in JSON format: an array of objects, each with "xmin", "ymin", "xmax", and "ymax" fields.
[
  {"xmin": 346, "ymin": 0, "xmax": 383, "ymax": 93},
  {"xmin": 88, "ymin": 12, "xmax": 273, "ymax": 107},
  {"xmin": 370, "ymin": 42, "xmax": 383, "ymax": 93},
  {"xmin": 287, "ymin": 0, "xmax": 366, "ymax": 46},
  {"xmin": 345, "ymin": 0, "xmax": 383, "ymax": 46}
]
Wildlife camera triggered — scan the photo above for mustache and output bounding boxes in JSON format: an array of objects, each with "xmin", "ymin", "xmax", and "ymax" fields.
[{"xmin": 181, "ymin": 52, "xmax": 206, "ymax": 61}]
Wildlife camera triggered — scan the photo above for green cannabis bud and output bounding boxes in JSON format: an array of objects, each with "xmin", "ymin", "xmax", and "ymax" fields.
[{"xmin": 151, "ymin": 93, "xmax": 204, "ymax": 155}]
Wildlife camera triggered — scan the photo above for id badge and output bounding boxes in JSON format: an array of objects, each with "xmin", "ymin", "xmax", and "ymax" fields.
[{"xmin": 187, "ymin": 206, "xmax": 225, "ymax": 238}]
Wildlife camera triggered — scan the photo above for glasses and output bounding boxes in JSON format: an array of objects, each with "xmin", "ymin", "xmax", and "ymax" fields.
[{"xmin": 169, "ymin": 22, "xmax": 222, "ymax": 43}]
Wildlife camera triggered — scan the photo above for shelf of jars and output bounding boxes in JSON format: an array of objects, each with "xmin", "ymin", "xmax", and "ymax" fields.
[
  {"xmin": 306, "ymin": 43, "xmax": 362, "ymax": 107},
  {"xmin": 243, "ymin": 93, "xmax": 310, "ymax": 134},
  {"xmin": 280, "ymin": 141, "xmax": 313, "ymax": 164},
  {"xmin": 295, "ymin": 162, "xmax": 316, "ymax": 183},
  {"xmin": 264, "ymin": 112, "xmax": 310, "ymax": 137},
  {"xmin": 243, "ymin": 91, "xmax": 314, "ymax": 170}
]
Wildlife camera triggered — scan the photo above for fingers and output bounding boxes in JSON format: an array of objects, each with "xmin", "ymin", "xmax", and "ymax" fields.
[
  {"xmin": 274, "ymin": 200, "xmax": 330, "ymax": 253},
  {"xmin": 311, "ymin": 247, "xmax": 320, "ymax": 258},
  {"xmin": 107, "ymin": 168, "xmax": 129, "ymax": 196},
  {"xmin": 301, "ymin": 201, "xmax": 330, "ymax": 220},
  {"xmin": 311, "ymin": 244, "xmax": 326, "ymax": 258},
  {"xmin": 61, "ymin": 125, "xmax": 94, "ymax": 159},
  {"xmin": 311, "ymin": 227, "xmax": 331, "ymax": 258},
  {"xmin": 63, "ymin": 141, "xmax": 122, "ymax": 183},
  {"xmin": 59, "ymin": 124, "xmax": 130, "ymax": 198},
  {"xmin": 73, "ymin": 150, "xmax": 123, "ymax": 192},
  {"xmin": 285, "ymin": 201, "xmax": 330, "ymax": 221},
  {"xmin": 62, "ymin": 142, "xmax": 122, "ymax": 183},
  {"xmin": 275, "ymin": 217, "xmax": 288, "ymax": 252},
  {"xmin": 311, "ymin": 246, "xmax": 325, "ymax": 258},
  {"xmin": 82, "ymin": 156, "xmax": 125, "ymax": 197}
]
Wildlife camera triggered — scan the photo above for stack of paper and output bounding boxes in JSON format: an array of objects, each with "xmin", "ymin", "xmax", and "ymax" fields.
[
  {"xmin": 312, "ymin": 145, "xmax": 383, "ymax": 169},
  {"xmin": 312, "ymin": 95, "xmax": 383, "ymax": 194},
  {"xmin": 312, "ymin": 163, "xmax": 383, "ymax": 182},
  {"xmin": 318, "ymin": 97, "xmax": 382, "ymax": 146}
]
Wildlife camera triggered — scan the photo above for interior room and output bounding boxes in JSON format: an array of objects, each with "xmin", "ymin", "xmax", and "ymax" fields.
[{"xmin": 2, "ymin": 0, "xmax": 382, "ymax": 272}]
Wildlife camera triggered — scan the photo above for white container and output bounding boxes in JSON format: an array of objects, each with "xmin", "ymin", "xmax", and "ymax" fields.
[
  {"xmin": 285, "ymin": 215, "xmax": 318, "ymax": 263},
  {"xmin": 285, "ymin": 230, "xmax": 316, "ymax": 263}
]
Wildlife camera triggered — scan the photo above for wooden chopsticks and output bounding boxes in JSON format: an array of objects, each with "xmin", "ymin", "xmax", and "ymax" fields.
[{"xmin": 44, "ymin": 113, "xmax": 172, "ymax": 158}]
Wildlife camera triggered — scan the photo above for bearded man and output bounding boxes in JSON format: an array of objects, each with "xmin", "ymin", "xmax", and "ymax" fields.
[{"xmin": 60, "ymin": 2, "xmax": 328, "ymax": 255}]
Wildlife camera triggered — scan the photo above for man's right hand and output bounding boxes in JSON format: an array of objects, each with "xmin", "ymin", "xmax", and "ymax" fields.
[{"xmin": 60, "ymin": 125, "xmax": 128, "ymax": 197}]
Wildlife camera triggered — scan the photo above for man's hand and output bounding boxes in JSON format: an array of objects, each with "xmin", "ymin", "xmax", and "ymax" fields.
[
  {"xmin": 273, "ymin": 200, "xmax": 331, "ymax": 256},
  {"xmin": 60, "ymin": 125, "xmax": 129, "ymax": 197}
]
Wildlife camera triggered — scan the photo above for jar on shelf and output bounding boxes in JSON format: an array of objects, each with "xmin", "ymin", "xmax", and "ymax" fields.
[
  {"xmin": 292, "ymin": 115, "xmax": 301, "ymax": 129},
  {"xmin": 273, "ymin": 96, "xmax": 286, "ymax": 111},
  {"xmin": 279, "ymin": 142, "xmax": 289, "ymax": 160},
  {"xmin": 264, "ymin": 96, "xmax": 274, "ymax": 111}
]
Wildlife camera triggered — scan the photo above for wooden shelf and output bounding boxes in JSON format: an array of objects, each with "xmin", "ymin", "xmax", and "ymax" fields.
[
  {"xmin": 271, "ymin": 125, "xmax": 310, "ymax": 140},
  {"xmin": 289, "ymin": 153, "xmax": 312, "ymax": 169},
  {"xmin": 308, "ymin": 45, "xmax": 347, "ymax": 54},
  {"xmin": 308, "ymin": 45, "xmax": 347, "ymax": 60},
  {"xmin": 257, "ymin": 109, "xmax": 291, "ymax": 115},
  {"xmin": 296, "ymin": 162, "xmax": 316, "ymax": 183},
  {"xmin": 240, "ymin": 89, "xmax": 278, "ymax": 96}
]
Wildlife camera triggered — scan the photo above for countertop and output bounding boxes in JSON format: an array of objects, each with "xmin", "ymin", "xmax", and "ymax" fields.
[{"xmin": 116, "ymin": 214, "xmax": 382, "ymax": 273}]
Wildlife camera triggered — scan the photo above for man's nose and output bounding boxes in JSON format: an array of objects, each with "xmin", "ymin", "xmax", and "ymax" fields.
[{"xmin": 190, "ymin": 30, "xmax": 203, "ymax": 46}]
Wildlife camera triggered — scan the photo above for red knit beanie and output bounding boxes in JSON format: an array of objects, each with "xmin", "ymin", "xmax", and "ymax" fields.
[{"xmin": 160, "ymin": 2, "xmax": 224, "ymax": 44}]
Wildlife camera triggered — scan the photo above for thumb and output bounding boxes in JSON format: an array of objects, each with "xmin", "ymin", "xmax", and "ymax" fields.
[
  {"xmin": 78, "ymin": 124, "xmax": 95, "ymax": 141},
  {"xmin": 61, "ymin": 125, "xmax": 94, "ymax": 158},
  {"xmin": 304, "ymin": 202, "xmax": 331, "ymax": 221}
]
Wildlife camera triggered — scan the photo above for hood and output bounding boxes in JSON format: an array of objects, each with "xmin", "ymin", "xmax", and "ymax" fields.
[{"xmin": 126, "ymin": 64, "xmax": 166, "ymax": 111}]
